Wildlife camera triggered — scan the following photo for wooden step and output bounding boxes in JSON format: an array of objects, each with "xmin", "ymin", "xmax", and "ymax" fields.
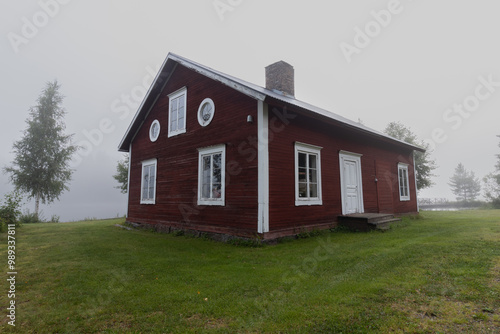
[{"xmin": 338, "ymin": 213, "xmax": 401, "ymax": 231}]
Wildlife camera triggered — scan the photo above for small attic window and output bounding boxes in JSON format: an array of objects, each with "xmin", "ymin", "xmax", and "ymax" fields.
[
  {"xmin": 168, "ymin": 87, "xmax": 187, "ymax": 138},
  {"xmin": 149, "ymin": 120, "xmax": 160, "ymax": 142},
  {"xmin": 197, "ymin": 98, "xmax": 215, "ymax": 127}
]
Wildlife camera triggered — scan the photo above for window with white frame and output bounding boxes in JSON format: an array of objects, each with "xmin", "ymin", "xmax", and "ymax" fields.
[
  {"xmin": 198, "ymin": 145, "xmax": 226, "ymax": 206},
  {"xmin": 141, "ymin": 159, "xmax": 157, "ymax": 204},
  {"xmin": 168, "ymin": 87, "xmax": 187, "ymax": 137},
  {"xmin": 295, "ymin": 142, "xmax": 322, "ymax": 206},
  {"xmin": 398, "ymin": 163, "xmax": 410, "ymax": 201}
]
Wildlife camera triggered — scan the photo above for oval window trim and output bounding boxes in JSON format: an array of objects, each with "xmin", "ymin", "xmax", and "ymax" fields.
[
  {"xmin": 149, "ymin": 119, "xmax": 160, "ymax": 142},
  {"xmin": 197, "ymin": 98, "xmax": 215, "ymax": 127}
]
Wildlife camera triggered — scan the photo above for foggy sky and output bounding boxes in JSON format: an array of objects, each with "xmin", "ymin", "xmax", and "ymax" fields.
[{"xmin": 1, "ymin": 0, "xmax": 499, "ymax": 221}]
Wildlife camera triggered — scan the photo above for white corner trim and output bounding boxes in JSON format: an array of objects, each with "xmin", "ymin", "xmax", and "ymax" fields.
[
  {"xmin": 126, "ymin": 144, "xmax": 132, "ymax": 218},
  {"xmin": 257, "ymin": 100, "xmax": 269, "ymax": 233}
]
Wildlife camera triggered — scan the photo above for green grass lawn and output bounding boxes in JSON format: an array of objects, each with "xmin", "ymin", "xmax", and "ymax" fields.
[{"xmin": 1, "ymin": 211, "xmax": 499, "ymax": 333}]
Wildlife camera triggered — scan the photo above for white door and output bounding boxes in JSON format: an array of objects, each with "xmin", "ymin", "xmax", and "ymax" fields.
[{"xmin": 340, "ymin": 152, "xmax": 364, "ymax": 215}]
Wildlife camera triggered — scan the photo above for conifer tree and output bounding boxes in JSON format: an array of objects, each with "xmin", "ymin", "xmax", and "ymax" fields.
[
  {"xmin": 448, "ymin": 163, "xmax": 481, "ymax": 202},
  {"xmin": 483, "ymin": 135, "xmax": 500, "ymax": 207}
]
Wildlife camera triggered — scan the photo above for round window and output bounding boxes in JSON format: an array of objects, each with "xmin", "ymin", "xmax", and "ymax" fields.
[
  {"xmin": 149, "ymin": 120, "xmax": 160, "ymax": 142},
  {"xmin": 197, "ymin": 98, "xmax": 215, "ymax": 127}
]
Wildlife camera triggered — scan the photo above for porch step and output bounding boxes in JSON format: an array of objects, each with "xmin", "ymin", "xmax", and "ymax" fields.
[{"xmin": 338, "ymin": 213, "xmax": 401, "ymax": 232}]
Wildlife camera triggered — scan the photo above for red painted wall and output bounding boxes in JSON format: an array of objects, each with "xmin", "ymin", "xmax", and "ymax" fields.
[
  {"xmin": 128, "ymin": 65, "xmax": 259, "ymax": 234},
  {"xmin": 267, "ymin": 102, "xmax": 418, "ymax": 232},
  {"xmin": 127, "ymin": 63, "xmax": 419, "ymax": 237}
]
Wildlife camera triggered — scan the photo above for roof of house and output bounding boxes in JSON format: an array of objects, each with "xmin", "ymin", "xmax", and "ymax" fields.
[{"xmin": 118, "ymin": 53, "xmax": 425, "ymax": 153}]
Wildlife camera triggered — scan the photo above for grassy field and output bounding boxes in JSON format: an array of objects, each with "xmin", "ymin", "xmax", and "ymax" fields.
[{"xmin": 0, "ymin": 211, "xmax": 499, "ymax": 333}]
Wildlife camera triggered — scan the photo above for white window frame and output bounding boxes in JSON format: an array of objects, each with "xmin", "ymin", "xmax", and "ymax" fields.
[
  {"xmin": 398, "ymin": 163, "xmax": 410, "ymax": 201},
  {"xmin": 168, "ymin": 87, "xmax": 187, "ymax": 138},
  {"xmin": 198, "ymin": 144, "xmax": 226, "ymax": 206},
  {"xmin": 149, "ymin": 119, "xmax": 160, "ymax": 142},
  {"xmin": 197, "ymin": 98, "xmax": 215, "ymax": 127},
  {"xmin": 295, "ymin": 142, "xmax": 322, "ymax": 206},
  {"xmin": 140, "ymin": 158, "xmax": 157, "ymax": 204}
]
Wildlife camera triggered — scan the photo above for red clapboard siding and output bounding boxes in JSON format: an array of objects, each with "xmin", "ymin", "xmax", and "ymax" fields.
[
  {"xmin": 128, "ymin": 64, "xmax": 259, "ymax": 232},
  {"xmin": 267, "ymin": 103, "xmax": 418, "ymax": 232}
]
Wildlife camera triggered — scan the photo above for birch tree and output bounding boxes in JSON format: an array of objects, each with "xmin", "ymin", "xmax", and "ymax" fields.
[{"xmin": 4, "ymin": 81, "xmax": 77, "ymax": 219}]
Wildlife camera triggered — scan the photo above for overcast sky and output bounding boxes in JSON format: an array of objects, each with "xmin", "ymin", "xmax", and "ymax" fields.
[{"xmin": 1, "ymin": 0, "xmax": 499, "ymax": 221}]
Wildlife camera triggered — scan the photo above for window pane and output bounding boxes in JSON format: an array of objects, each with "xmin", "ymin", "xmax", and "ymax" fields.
[
  {"xmin": 178, "ymin": 95, "xmax": 185, "ymax": 109},
  {"xmin": 142, "ymin": 167, "xmax": 150, "ymax": 199},
  {"xmin": 309, "ymin": 183, "xmax": 318, "ymax": 198},
  {"xmin": 309, "ymin": 154, "xmax": 317, "ymax": 169},
  {"xmin": 213, "ymin": 154, "xmax": 221, "ymax": 169},
  {"xmin": 212, "ymin": 183, "xmax": 222, "ymax": 198},
  {"xmin": 202, "ymin": 184, "xmax": 210, "ymax": 199},
  {"xmin": 298, "ymin": 167, "xmax": 307, "ymax": 182},
  {"xmin": 309, "ymin": 168, "xmax": 317, "ymax": 183},
  {"xmin": 202, "ymin": 156, "xmax": 211, "ymax": 199},
  {"xmin": 148, "ymin": 166, "xmax": 155, "ymax": 199},
  {"xmin": 148, "ymin": 184, "xmax": 154, "ymax": 199},
  {"xmin": 170, "ymin": 99, "xmax": 178, "ymax": 132},
  {"xmin": 298, "ymin": 153, "xmax": 307, "ymax": 168},
  {"xmin": 178, "ymin": 104, "xmax": 184, "ymax": 119},
  {"xmin": 177, "ymin": 102, "xmax": 185, "ymax": 129},
  {"xmin": 203, "ymin": 156, "xmax": 211, "ymax": 181},
  {"xmin": 170, "ymin": 112, "xmax": 177, "ymax": 132},
  {"xmin": 298, "ymin": 182, "xmax": 307, "ymax": 198}
]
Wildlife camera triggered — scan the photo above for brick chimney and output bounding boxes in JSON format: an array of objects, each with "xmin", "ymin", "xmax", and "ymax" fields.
[{"xmin": 265, "ymin": 61, "xmax": 294, "ymax": 97}]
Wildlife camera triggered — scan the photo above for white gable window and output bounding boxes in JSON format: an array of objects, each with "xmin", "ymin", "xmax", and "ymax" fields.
[
  {"xmin": 295, "ymin": 142, "xmax": 322, "ymax": 206},
  {"xmin": 198, "ymin": 144, "xmax": 226, "ymax": 206},
  {"xmin": 168, "ymin": 87, "xmax": 187, "ymax": 137},
  {"xmin": 398, "ymin": 163, "xmax": 410, "ymax": 201},
  {"xmin": 141, "ymin": 158, "xmax": 157, "ymax": 204}
]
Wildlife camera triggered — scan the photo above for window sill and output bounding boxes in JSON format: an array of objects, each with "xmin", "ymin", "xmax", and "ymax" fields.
[
  {"xmin": 295, "ymin": 199, "xmax": 323, "ymax": 206},
  {"xmin": 168, "ymin": 129, "xmax": 186, "ymax": 138},
  {"xmin": 198, "ymin": 200, "xmax": 225, "ymax": 206}
]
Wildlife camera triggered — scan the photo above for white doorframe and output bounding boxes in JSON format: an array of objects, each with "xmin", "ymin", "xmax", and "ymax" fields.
[{"xmin": 339, "ymin": 151, "xmax": 364, "ymax": 215}]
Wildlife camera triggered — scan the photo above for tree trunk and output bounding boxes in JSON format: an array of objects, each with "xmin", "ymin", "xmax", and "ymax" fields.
[{"xmin": 35, "ymin": 193, "xmax": 40, "ymax": 221}]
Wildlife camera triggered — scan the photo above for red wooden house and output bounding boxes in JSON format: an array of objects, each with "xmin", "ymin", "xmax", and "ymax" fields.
[{"xmin": 119, "ymin": 53, "xmax": 424, "ymax": 239}]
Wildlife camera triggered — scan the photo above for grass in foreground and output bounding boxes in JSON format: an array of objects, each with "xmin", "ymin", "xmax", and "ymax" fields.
[{"xmin": 0, "ymin": 211, "xmax": 499, "ymax": 333}]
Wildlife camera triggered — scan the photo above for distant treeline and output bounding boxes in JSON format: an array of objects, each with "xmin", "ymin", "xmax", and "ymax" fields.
[{"xmin": 419, "ymin": 198, "xmax": 486, "ymax": 209}]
